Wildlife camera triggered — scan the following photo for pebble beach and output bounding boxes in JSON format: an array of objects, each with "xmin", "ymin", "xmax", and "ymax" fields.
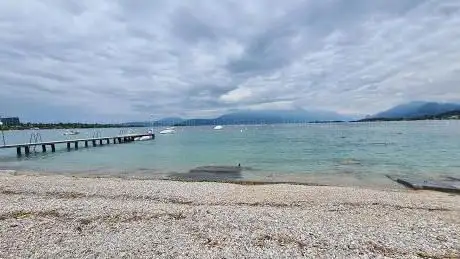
[{"xmin": 0, "ymin": 173, "xmax": 459, "ymax": 258}]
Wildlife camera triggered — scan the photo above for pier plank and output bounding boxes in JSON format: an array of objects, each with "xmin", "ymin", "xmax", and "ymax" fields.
[
  {"xmin": 0, "ymin": 134, "xmax": 152, "ymax": 149},
  {"xmin": 0, "ymin": 134, "xmax": 154, "ymax": 156}
]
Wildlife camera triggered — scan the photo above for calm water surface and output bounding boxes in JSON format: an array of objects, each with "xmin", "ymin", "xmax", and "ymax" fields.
[{"xmin": 1, "ymin": 121, "xmax": 459, "ymax": 187}]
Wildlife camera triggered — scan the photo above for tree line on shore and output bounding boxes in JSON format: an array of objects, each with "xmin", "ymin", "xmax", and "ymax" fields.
[
  {"xmin": 0, "ymin": 123, "xmax": 144, "ymax": 130},
  {"xmin": 356, "ymin": 110, "xmax": 460, "ymax": 122}
]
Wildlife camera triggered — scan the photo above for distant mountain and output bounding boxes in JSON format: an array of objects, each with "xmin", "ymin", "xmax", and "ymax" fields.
[
  {"xmin": 372, "ymin": 101, "xmax": 460, "ymax": 119},
  {"xmin": 175, "ymin": 109, "xmax": 350, "ymax": 126},
  {"xmin": 121, "ymin": 121, "xmax": 150, "ymax": 127},
  {"xmin": 432, "ymin": 110, "xmax": 460, "ymax": 119},
  {"xmin": 358, "ymin": 109, "xmax": 460, "ymax": 122},
  {"xmin": 154, "ymin": 117, "xmax": 184, "ymax": 126},
  {"xmin": 123, "ymin": 117, "xmax": 184, "ymax": 127}
]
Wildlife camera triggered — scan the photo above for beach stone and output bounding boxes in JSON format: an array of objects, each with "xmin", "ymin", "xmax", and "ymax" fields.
[{"xmin": 0, "ymin": 174, "xmax": 459, "ymax": 258}]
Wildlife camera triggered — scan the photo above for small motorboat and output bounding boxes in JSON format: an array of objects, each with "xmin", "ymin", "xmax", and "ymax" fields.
[
  {"xmin": 63, "ymin": 130, "xmax": 80, "ymax": 136},
  {"xmin": 135, "ymin": 135, "xmax": 153, "ymax": 141},
  {"xmin": 213, "ymin": 125, "xmax": 223, "ymax": 130},
  {"xmin": 159, "ymin": 127, "xmax": 176, "ymax": 134},
  {"xmin": 135, "ymin": 129, "xmax": 156, "ymax": 141}
]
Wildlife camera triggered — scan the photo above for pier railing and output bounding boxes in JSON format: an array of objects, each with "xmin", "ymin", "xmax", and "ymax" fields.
[{"xmin": 0, "ymin": 133, "xmax": 155, "ymax": 156}]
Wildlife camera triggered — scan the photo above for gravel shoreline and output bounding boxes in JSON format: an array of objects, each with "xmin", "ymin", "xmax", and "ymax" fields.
[{"xmin": 1, "ymin": 173, "xmax": 459, "ymax": 258}]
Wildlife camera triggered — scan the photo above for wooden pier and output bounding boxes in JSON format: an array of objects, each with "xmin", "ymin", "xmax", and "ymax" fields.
[{"xmin": 0, "ymin": 133, "xmax": 155, "ymax": 156}]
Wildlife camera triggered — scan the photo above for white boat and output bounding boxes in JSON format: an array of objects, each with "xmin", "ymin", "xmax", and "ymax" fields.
[
  {"xmin": 213, "ymin": 125, "xmax": 223, "ymax": 130},
  {"xmin": 159, "ymin": 127, "xmax": 176, "ymax": 134},
  {"xmin": 135, "ymin": 135, "xmax": 153, "ymax": 141},
  {"xmin": 63, "ymin": 130, "xmax": 80, "ymax": 136},
  {"xmin": 134, "ymin": 129, "xmax": 155, "ymax": 141}
]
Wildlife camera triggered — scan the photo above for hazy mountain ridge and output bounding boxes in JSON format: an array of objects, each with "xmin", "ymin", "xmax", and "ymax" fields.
[
  {"xmin": 125, "ymin": 101, "xmax": 460, "ymax": 126},
  {"xmin": 373, "ymin": 101, "xmax": 460, "ymax": 119},
  {"xmin": 123, "ymin": 117, "xmax": 184, "ymax": 127},
  {"xmin": 174, "ymin": 109, "xmax": 350, "ymax": 126},
  {"xmin": 359, "ymin": 109, "xmax": 460, "ymax": 122}
]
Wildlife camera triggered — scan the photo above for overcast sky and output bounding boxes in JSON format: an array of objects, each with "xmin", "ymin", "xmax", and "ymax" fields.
[{"xmin": 1, "ymin": 0, "xmax": 460, "ymax": 122}]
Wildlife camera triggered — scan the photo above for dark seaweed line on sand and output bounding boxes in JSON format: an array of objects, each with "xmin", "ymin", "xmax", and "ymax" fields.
[
  {"xmin": 1, "ymin": 189, "xmax": 455, "ymax": 212},
  {"xmin": 165, "ymin": 178, "xmax": 328, "ymax": 186}
]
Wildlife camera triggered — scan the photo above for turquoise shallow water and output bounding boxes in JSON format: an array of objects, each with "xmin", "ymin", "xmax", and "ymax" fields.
[{"xmin": 0, "ymin": 121, "xmax": 459, "ymax": 187}]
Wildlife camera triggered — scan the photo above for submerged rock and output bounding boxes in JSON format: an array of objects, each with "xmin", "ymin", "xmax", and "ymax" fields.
[
  {"xmin": 445, "ymin": 176, "xmax": 460, "ymax": 182},
  {"xmin": 168, "ymin": 165, "xmax": 244, "ymax": 181},
  {"xmin": 190, "ymin": 166, "xmax": 242, "ymax": 174},
  {"xmin": 387, "ymin": 175, "xmax": 460, "ymax": 194}
]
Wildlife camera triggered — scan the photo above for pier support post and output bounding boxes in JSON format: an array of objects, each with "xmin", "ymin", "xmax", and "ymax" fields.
[{"xmin": 5, "ymin": 134, "xmax": 153, "ymax": 157}]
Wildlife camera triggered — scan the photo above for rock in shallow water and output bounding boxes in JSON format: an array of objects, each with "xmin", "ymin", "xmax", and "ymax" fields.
[{"xmin": 168, "ymin": 165, "xmax": 243, "ymax": 181}]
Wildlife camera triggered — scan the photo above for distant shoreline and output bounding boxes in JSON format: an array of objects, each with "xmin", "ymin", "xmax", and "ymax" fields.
[
  {"xmin": 2, "ymin": 117, "xmax": 460, "ymax": 131},
  {"xmin": 355, "ymin": 118, "xmax": 460, "ymax": 122},
  {"xmin": 355, "ymin": 110, "xmax": 460, "ymax": 122},
  {"xmin": 1, "ymin": 121, "xmax": 348, "ymax": 130},
  {"xmin": 0, "ymin": 123, "xmax": 146, "ymax": 131}
]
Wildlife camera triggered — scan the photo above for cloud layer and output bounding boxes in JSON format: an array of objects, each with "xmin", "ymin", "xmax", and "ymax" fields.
[{"xmin": 1, "ymin": 0, "xmax": 460, "ymax": 122}]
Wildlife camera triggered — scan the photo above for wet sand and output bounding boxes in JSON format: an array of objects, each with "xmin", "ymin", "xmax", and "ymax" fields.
[{"xmin": 0, "ymin": 173, "xmax": 459, "ymax": 258}]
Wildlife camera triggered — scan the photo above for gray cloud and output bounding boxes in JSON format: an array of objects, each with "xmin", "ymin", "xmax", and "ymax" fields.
[{"xmin": 0, "ymin": 0, "xmax": 460, "ymax": 122}]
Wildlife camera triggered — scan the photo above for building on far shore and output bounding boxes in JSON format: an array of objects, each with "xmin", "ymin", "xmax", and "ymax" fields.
[{"xmin": 1, "ymin": 117, "xmax": 21, "ymax": 126}]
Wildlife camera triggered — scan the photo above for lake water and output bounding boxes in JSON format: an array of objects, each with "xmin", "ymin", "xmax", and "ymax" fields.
[{"xmin": 1, "ymin": 121, "xmax": 459, "ymax": 187}]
